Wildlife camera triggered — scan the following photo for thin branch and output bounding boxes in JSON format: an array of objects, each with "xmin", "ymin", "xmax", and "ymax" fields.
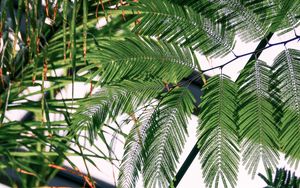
[{"xmin": 202, "ymin": 34, "xmax": 299, "ymax": 73}]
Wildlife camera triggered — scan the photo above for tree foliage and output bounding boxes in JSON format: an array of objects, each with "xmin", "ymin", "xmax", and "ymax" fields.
[
  {"xmin": 0, "ymin": 0, "xmax": 300, "ymax": 188},
  {"xmin": 198, "ymin": 75, "xmax": 239, "ymax": 188},
  {"xmin": 259, "ymin": 168, "xmax": 300, "ymax": 188},
  {"xmin": 237, "ymin": 60, "xmax": 280, "ymax": 177}
]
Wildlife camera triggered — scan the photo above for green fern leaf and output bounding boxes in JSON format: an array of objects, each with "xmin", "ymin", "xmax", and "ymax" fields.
[
  {"xmin": 171, "ymin": 0, "xmax": 299, "ymax": 39},
  {"xmin": 198, "ymin": 75, "xmax": 239, "ymax": 188},
  {"xmin": 215, "ymin": 0, "xmax": 274, "ymax": 41},
  {"xmin": 131, "ymin": 0, "xmax": 234, "ymax": 57},
  {"xmin": 272, "ymin": 48, "xmax": 300, "ymax": 167},
  {"xmin": 270, "ymin": 0, "xmax": 300, "ymax": 34},
  {"xmin": 85, "ymin": 37, "xmax": 196, "ymax": 85},
  {"xmin": 258, "ymin": 167, "xmax": 300, "ymax": 187},
  {"xmin": 143, "ymin": 87, "xmax": 195, "ymax": 188},
  {"xmin": 118, "ymin": 106, "xmax": 156, "ymax": 188},
  {"xmin": 237, "ymin": 60, "xmax": 279, "ymax": 178},
  {"xmin": 72, "ymin": 80, "xmax": 164, "ymax": 144}
]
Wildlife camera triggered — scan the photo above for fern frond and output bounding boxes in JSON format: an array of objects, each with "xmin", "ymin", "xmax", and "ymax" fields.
[
  {"xmin": 170, "ymin": 0, "xmax": 218, "ymax": 14},
  {"xmin": 143, "ymin": 87, "xmax": 195, "ymax": 188},
  {"xmin": 198, "ymin": 75, "xmax": 239, "ymax": 188},
  {"xmin": 131, "ymin": 0, "xmax": 234, "ymax": 57},
  {"xmin": 270, "ymin": 0, "xmax": 300, "ymax": 34},
  {"xmin": 72, "ymin": 80, "xmax": 164, "ymax": 144},
  {"xmin": 258, "ymin": 168, "xmax": 300, "ymax": 188},
  {"xmin": 237, "ymin": 60, "xmax": 279, "ymax": 178},
  {"xmin": 216, "ymin": 0, "xmax": 300, "ymax": 36},
  {"xmin": 118, "ymin": 106, "xmax": 156, "ymax": 188},
  {"xmin": 176, "ymin": 0, "xmax": 296, "ymax": 39},
  {"xmin": 272, "ymin": 48, "xmax": 300, "ymax": 167},
  {"xmin": 214, "ymin": 0, "xmax": 275, "ymax": 42},
  {"xmin": 85, "ymin": 37, "xmax": 196, "ymax": 85}
]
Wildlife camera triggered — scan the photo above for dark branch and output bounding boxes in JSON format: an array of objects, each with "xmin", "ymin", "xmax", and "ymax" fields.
[{"xmin": 201, "ymin": 33, "xmax": 300, "ymax": 73}]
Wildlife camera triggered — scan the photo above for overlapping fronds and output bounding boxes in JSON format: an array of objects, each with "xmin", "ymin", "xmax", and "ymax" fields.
[
  {"xmin": 0, "ymin": 121, "xmax": 70, "ymax": 184},
  {"xmin": 213, "ymin": 0, "xmax": 275, "ymax": 41},
  {"xmin": 118, "ymin": 106, "xmax": 156, "ymax": 188},
  {"xmin": 258, "ymin": 168, "xmax": 300, "ymax": 187},
  {"xmin": 130, "ymin": 0, "xmax": 234, "ymax": 57},
  {"xmin": 198, "ymin": 75, "xmax": 239, "ymax": 188},
  {"xmin": 2, "ymin": 0, "xmax": 300, "ymax": 187},
  {"xmin": 237, "ymin": 60, "xmax": 279, "ymax": 177},
  {"xmin": 84, "ymin": 37, "xmax": 196, "ymax": 85},
  {"xmin": 175, "ymin": 0, "xmax": 275, "ymax": 40},
  {"xmin": 269, "ymin": 0, "xmax": 300, "ymax": 34},
  {"xmin": 171, "ymin": 0, "xmax": 300, "ymax": 39},
  {"xmin": 73, "ymin": 80, "xmax": 164, "ymax": 144},
  {"xmin": 142, "ymin": 87, "xmax": 195, "ymax": 188},
  {"xmin": 272, "ymin": 49, "xmax": 300, "ymax": 167}
]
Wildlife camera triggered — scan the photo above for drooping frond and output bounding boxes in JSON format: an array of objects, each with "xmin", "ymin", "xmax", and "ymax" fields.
[
  {"xmin": 130, "ymin": 0, "xmax": 234, "ymax": 57},
  {"xmin": 118, "ymin": 106, "xmax": 156, "ymax": 188},
  {"xmin": 198, "ymin": 75, "xmax": 239, "ymax": 188},
  {"xmin": 143, "ymin": 87, "xmax": 195, "ymax": 188},
  {"xmin": 85, "ymin": 37, "xmax": 196, "ymax": 85},
  {"xmin": 272, "ymin": 48, "xmax": 300, "ymax": 167},
  {"xmin": 237, "ymin": 60, "xmax": 279, "ymax": 178},
  {"xmin": 72, "ymin": 80, "xmax": 164, "ymax": 144}
]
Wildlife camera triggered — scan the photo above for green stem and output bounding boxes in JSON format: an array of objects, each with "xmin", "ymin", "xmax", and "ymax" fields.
[{"xmin": 0, "ymin": 82, "xmax": 11, "ymax": 126}]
